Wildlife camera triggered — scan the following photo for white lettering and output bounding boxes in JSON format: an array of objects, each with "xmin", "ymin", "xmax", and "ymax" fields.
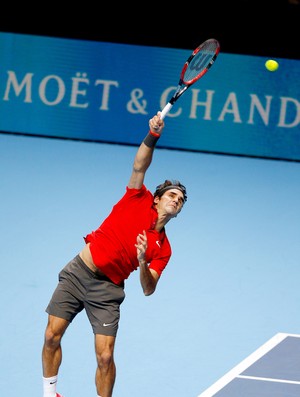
[
  {"xmin": 1, "ymin": 70, "xmax": 299, "ymax": 133},
  {"xmin": 39, "ymin": 75, "xmax": 65, "ymax": 105},
  {"xmin": 278, "ymin": 97, "xmax": 300, "ymax": 127},
  {"xmin": 70, "ymin": 72, "xmax": 89, "ymax": 108},
  {"xmin": 95, "ymin": 79, "xmax": 119, "ymax": 110},
  {"xmin": 127, "ymin": 88, "xmax": 147, "ymax": 114},
  {"xmin": 4, "ymin": 71, "xmax": 33, "ymax": 102},
  {"xmin": 218, "ymin": 92, "xmax": 242, "ymax": 122},
  {"xmin": 248, "ymin": 94, "xmax": 272, "ymax": 125},
  {"xmin": 190, "ymin": 89, "xmax": 214, "ymax": 119}
]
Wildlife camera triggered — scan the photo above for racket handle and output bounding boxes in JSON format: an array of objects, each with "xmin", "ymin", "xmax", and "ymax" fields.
[{"xmin": 160, "ymin": 102, "xmax": 173, "ymax": 120}]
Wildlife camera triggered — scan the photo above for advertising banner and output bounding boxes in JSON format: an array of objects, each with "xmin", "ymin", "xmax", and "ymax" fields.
[{"xmin": 0, "ymin": 32, "xmax": 299, "ymax": 161}]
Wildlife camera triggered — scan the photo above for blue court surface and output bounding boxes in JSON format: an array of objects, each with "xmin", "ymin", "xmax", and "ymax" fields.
[
  {"xmin": 198, "ymin": 333, "xmax": 300, "ymax": 397},
  {"xmin": 1, "ymin": 134, "xmax": 300, "ymax": 397}
]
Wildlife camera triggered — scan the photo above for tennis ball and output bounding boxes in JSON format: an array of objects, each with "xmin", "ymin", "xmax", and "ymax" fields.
[{"xmin": 265, "ymin": 59, "xmax": 279, "ymax": 72}]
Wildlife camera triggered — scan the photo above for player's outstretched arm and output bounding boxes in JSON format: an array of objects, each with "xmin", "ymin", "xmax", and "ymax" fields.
[{"xmin": 128, "ymin": 112, "xmax": 164, "ymax": 190}]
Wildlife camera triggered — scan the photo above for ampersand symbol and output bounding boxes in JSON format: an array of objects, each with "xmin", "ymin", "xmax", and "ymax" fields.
[{"xmin": 127, "ymin": 89, "xmax": 148, "ymax": 114}]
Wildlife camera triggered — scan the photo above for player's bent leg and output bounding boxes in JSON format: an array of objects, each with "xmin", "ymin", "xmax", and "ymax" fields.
[{"xmin": 95, "ymin": 334, "xmax": 116, "ymax": 397}]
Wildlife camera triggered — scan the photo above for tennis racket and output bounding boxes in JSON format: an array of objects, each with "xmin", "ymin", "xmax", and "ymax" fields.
[{"xmin": 160, "ymin": 38, "xmax": 220, "ymax": 120}]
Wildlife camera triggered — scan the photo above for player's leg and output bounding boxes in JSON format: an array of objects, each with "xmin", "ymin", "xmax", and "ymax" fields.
[
  {"xmin": 42, "ymin": 314, "xmax": 69, "ymax": 376},
  {"xmin": 95, "ymin": 334, "xmax": 116, "ymax": 397},
  {"xmin": 42, "ymin": 255, "xmax": 86, "ymax": 396},
  {"xmin": 82, "ymin": 256, "xmax": 126, "ymax": 396},
  {"xmin": 42, "ymin": 315, "xmax": 70, "ymax": 397}
]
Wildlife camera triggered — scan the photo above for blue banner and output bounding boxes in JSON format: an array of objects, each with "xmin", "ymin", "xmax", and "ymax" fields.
[{"xmin": 0, "ymin": 32, "xmax": 299, "ymax": 161}]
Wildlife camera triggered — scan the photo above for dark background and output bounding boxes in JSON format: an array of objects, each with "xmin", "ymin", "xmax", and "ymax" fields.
[{"xmin": 1, "ymin": 0, "xmax": 299, "ymax": 60}]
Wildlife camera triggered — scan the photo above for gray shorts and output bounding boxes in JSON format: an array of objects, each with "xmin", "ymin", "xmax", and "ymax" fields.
[{"xmin": 46, "ymin": 255, "xmax": 126, "ymax": 336}]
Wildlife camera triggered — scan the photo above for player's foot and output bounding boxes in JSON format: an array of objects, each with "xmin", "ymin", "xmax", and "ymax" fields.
[{"xmin": 56, "ymin": 394, "xmax": 64, "ymax": 397}]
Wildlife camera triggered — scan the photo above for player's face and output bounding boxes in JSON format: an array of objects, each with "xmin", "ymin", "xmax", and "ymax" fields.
[{"xmin": 155, "ymin": 189, "xmax": 184, "ymax": 217}]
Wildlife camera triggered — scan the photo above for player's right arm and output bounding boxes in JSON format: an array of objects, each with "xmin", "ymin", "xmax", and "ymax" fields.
[{"xmin": 127, "ymin": 112, "xmax": 164, "ymax": 190}]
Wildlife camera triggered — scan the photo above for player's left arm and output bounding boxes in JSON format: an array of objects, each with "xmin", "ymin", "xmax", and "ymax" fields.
[{"xmin": 135, "ymin": 230, "xmax": 160, "ymax": 296}]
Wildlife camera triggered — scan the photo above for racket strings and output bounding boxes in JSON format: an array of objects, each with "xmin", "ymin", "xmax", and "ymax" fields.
[{"xmin": 183, "ymin": 40, "xmax": 219, "ymax": 84}]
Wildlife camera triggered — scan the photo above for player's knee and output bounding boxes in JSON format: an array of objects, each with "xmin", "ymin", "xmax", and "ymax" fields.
[
  {"xmin": 96, "ymin": 349, "xmax": 114, "ymax": 368},
  {"xmin": 44, "ymin": 326, "xmax": 63, "ymax": 347}
]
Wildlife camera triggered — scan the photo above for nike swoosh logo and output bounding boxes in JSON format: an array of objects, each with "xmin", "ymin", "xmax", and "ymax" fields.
[
  {"xmin": 156, "ymin": 240, "xmax": 161, "ymax": 248},
  {"xmin": 50, "ymin": 381, "xmax": 57, "ymax": 384},
  {"xmin": 103, "ymin": 323, "xmax": 113, "ymax": 327}
]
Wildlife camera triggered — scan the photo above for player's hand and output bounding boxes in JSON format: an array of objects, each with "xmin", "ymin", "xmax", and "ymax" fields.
[
  {"xmin": 135, "ymin": 230, "xmax": 148, "ymax": 263},
  {"xmin": 149, "ymin": 112, "xmax": 164, "ymax": 135}
]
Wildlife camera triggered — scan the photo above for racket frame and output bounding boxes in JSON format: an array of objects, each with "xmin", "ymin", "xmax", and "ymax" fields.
[{"xmin": 160, "ymin": 38, "xmax": 220, "ymax": 119}]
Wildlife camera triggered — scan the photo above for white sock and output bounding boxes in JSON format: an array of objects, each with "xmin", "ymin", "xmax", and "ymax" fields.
[{"xmin": 43, "ymin": 375, "xmax": 58, "ymax": 397}]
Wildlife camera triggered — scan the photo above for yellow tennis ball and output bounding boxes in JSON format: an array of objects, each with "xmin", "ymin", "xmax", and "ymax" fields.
[{"xmin": 265, "ymin": 59, "xmax": 279, "ymax": 72}]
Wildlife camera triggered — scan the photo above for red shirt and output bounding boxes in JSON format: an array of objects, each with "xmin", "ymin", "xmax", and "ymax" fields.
[{"xmin": 84, "ymin": 185, "xmax": 171, "ymax": 285}]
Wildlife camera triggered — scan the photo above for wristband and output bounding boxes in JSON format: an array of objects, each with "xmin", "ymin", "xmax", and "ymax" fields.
[
  {"xmin": 143, "ymin": 130, "xmax": 160, "ymax": 148},
  {"xmin": 149, "ymin": 129, "xmax": 160, "ymax": 137}
]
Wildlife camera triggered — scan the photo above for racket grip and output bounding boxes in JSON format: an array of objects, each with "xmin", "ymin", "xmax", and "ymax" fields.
[{"xmin": 160, "ymin": 102, "xmax": 173, "ymax": 120}]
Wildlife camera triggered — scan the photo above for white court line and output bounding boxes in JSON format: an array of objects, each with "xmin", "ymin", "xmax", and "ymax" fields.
[
  {"xmin": 237, "ymin": 374, "xmax": 300, "ymax": 385},
  {"xmin": 197, "ymin": 333, "xmax": 300, "ymax": 397}
]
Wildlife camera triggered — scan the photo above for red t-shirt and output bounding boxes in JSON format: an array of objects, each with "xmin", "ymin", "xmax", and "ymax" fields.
[{"xmin": 84, "ymin": 184, "xmax": 171, "ymax": 285}]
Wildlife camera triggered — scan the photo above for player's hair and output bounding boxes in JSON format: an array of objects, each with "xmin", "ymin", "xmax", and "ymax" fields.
[{"xmin": 153, "ymin": 179, "xmax": 187, "ymax": 204}]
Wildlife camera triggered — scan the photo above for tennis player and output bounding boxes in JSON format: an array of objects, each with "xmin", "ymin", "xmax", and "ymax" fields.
[{"xmin": 42, "ymin": 112, "xmax": 187, "ymax": 397}]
